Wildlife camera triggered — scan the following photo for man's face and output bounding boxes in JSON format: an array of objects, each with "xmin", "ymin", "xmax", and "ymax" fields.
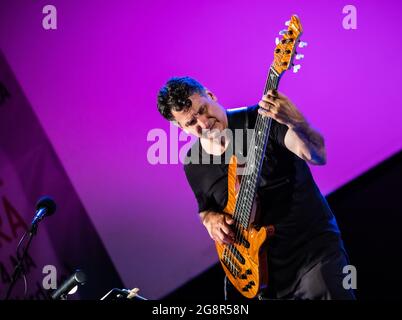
[{"xmin": 171, "ymin": 91, "xmax": 228, "ymax": 139}]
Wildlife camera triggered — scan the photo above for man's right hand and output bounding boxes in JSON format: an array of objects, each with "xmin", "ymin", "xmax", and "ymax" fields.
[{"xmin": 199, "ymin": 211, "xmax": 235, "ymax": 245}]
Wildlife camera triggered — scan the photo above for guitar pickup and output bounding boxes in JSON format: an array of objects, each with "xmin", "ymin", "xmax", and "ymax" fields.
[
  {"xmin": 221, "ymin": 255, "xmax": 241, "ymax": 278},
  {"xmin": 231, "ymin": 246, "xmax": 245, "ymax": 265}
]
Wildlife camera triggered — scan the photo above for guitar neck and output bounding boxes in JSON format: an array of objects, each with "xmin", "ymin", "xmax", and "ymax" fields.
[
  {"xmin": 233, "ymin": 67, "xmax": 281, "ymax": 228},
  {"xmin": 263, "ymin": 67, "xmax": 281, "ymax": 94}
]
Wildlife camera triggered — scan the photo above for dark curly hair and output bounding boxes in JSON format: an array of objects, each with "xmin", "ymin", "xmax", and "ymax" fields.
[{"xmin": 157, "ymin": 77, "xmax": 206, "ymax": 121}]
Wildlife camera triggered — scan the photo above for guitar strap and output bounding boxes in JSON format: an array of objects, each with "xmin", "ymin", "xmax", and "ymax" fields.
[{"xmin": 226, "ymin": 106, "xmax": 249, "ymax": 158}]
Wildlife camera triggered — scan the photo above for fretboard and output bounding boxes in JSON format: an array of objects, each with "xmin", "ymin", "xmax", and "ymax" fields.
[{"xmin": 233, "ymin": 67, "xmax": 281, "ymax": 228}]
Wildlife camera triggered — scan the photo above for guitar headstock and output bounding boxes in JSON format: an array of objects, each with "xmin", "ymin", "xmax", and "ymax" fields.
[{"xmin": 272, "ymin": 15, "xmax": 306, "ymax": 75}]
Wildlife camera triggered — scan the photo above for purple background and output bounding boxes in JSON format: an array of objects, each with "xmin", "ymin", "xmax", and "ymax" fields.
[{"xmin": 1, "ymin": 0, "xmax": 401, "ymax": 298}]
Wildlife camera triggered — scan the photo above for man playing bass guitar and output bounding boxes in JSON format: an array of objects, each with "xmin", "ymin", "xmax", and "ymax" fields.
[{"xmin": 156, "ymin": 75, "xmax": 355, "ymax": 300}]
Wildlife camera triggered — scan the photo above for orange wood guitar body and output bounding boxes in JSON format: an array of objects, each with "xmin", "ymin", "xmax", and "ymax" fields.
[{"xmin": 215, "ymin": 155, "xmax": 269, "ymax": 299}]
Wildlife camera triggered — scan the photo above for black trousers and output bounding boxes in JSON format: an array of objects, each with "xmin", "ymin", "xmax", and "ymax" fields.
[{"xmin": 224, "ymin": 248, "xmax": 356, "ymax": 300}]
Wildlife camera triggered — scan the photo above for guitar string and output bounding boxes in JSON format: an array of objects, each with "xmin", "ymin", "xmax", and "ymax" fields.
[
  {"xmin": 232, "ymin": 67, "xmax": 278, "ymax": 263},
  {"xmin": 234, "ymin": 67, "xmax": 274, "ymax": 228},
  {"xmin": 225, "ymin": 67, "xmax": 277, "ymax": 272},
  {"xmin": 233, "ymin": 68, "xmax": 272, "ymax": 226},
  {"xmin": 224, "ymin": 89, "xmax": 268, "ymax": 268},
  {"xmin": 231, "ymin": 76, "xmax": 269, "ymax": 243},
  {"xmin": 232, "ymin": 30, "xmax": 287, "ymax": 234},
  {"xmin": 226, "ymin": 101, "xmax": 268, "ymax": 270},
  {"xmin": 231, "ymin": 72, "xmax": 272, "ymax": 243}
]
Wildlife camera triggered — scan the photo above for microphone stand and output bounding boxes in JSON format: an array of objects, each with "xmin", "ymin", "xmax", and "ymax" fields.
[{"xmin": 4, "ymin": 223, "xmax": 39, "ymax": 300}]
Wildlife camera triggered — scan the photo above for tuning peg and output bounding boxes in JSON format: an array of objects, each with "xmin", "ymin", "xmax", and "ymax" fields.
[
  {"xmin": 293, "ymin": 64, "xmax": 301, "ymax": 73},
  {"xmin": 295, "ymin": 53, "xmax": 304, "ymax": 60},
  {"xmin": 275, "ymin": 37, "xmax": 280, "ymax": 45},
  {"xmin": 279, "ymin": 29, "xmax": 288, "ymax": 35},
  {"xmin": 285, "ymin": 20, "xmax": 290, "ymax": 26},
  {"xmin": 298, "ymin": 41, "xmax": 308, "ymax": 48}
]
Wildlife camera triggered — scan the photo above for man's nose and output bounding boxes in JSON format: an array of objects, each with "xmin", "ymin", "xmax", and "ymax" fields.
[{"xmin": 197, "ymin": 116, "xmax": 210, "ymax": 129}]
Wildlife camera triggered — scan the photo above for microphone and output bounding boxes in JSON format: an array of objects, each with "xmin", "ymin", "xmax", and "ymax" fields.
[
  {"xmin": 4, "ymin": 196, "xmax": 57, "ymax": 299},
  {"xmin": 51, "ymin": 270, "xmax": 87, "ymax": 300},
  {"xmin": 31, "ymin": 196, "xmax": 56, "ymax": 226}
]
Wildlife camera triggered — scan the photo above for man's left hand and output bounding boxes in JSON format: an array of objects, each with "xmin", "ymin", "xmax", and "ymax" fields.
[{"xmin": 258, "ymin": 89, "xmax": 306, "ymax": 129}]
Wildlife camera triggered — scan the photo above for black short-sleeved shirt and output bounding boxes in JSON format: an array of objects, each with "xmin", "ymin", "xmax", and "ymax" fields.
[{"xmin": 184, "ymin": 105, "xmax": 343, "ymax": 297}]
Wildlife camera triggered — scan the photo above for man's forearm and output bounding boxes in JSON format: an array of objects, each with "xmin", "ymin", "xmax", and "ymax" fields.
[{"xmin": 291, "ymin": 121, "xmax": 326, "ymax": 165}]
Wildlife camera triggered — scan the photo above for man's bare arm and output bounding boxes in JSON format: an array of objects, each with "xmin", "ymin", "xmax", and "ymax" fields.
[
  {"xmin": 284, "ymin": 123, "xmax": 326, "ymax": 165},
  {"xmin": 258, "ymin": 89, "xmax": 326, "ymax": 165}
]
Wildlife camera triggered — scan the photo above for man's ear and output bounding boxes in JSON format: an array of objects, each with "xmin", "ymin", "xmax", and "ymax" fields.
[{"xmin": 205, "ymin": 89, "xmax": 217, "ymax": 102}]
